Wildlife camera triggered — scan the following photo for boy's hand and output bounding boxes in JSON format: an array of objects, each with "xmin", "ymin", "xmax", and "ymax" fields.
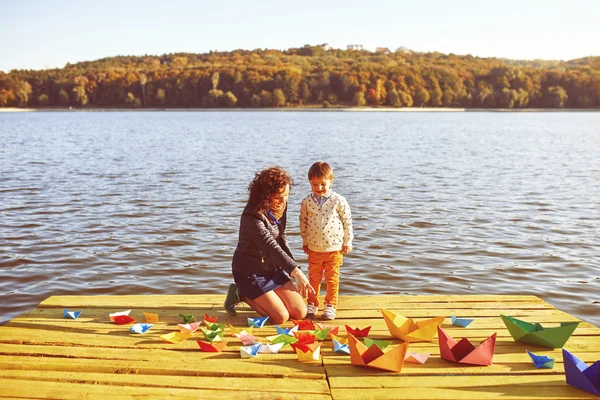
[
  {"xmin": 342, "ymin": 245, "xmax": 352, "ymax": 254},
  {"xmin": 302, "ymin": 245, "xmax": 309, "ymax": 254}
]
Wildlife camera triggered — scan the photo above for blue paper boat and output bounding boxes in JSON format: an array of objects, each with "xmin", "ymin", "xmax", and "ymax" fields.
[
  {"xmin": 248, "ymin": 316, "xmax": 269, "ymax": 328},
  {"xmin": 240, "ymin": 343, "xmax": 262, "ymax": 359},
  {"xmin": 333, "ymin": 338, "xmax": 350, "ymax": 355},
  {"xmin": 526, "ymin": 350, "xmax": 554, "ymax": 369},
  {"xmin": 130, "ymin": 323, "xmax": 153, "ymax": 334},
  {"xmin": 63, "ymin": 308, "xmax": 82, "ymax": 319},
  {"xmin": 562, "ymin": 349, "xmax": 600, "ymax": 395},
  {"xmin": 275, "ymin": 325, "xmax": 298, "ymax": 336},
  {"xmin": 451, "ymin": 315, "xmax": 473, "ymax": 328}
]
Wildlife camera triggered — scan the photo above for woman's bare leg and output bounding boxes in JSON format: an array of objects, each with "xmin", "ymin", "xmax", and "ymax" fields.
[
  {"xmin": 247, "ymin": 290, "xmax": 291, "ymax": 325},
  {"xmin": 274, "ymin": 281, "xmax": 308, "ymax": 320}
]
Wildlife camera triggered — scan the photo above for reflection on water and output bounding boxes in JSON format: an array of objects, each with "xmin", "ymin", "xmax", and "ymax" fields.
[{"xmin": 0, "ymin": 111, "xmax": 598, "ymax": 326}]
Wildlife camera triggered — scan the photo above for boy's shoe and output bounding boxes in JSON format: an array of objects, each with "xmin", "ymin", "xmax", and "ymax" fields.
[
  {"xmin": 322, "ymin": 304, "xmax": 336, "ymax": 320},
  {"xmin": 306, "ymin": 303, "xmax": 317, "ymax": 319},
  {"xmin": 224, "ymin": 283, "xmax": 241, "ymax": 316}
]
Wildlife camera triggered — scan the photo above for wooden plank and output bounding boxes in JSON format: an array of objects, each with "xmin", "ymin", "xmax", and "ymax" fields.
[{"xmin": 0, "ymin": 378, "xmax": 332, "ymax": 400}]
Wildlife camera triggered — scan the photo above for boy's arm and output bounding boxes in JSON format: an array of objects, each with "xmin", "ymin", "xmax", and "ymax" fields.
[
  {"xmin": 299, "ymin": 198, "xmax": 309, "ymax": 245},
  {"xmin": 299, "ymin": 198, "xmax": 309, "ymax": 254},
  {"xmin": 337, "ymin": 197, "xmax": 354, "ymax": 248}
]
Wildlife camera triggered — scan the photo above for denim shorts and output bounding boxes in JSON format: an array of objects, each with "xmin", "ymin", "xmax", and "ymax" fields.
[{"xmin": 234, "ymin": 269, "xmax": 291, "ymax": 301}]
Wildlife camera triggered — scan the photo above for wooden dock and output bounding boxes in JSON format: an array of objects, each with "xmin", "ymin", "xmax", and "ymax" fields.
[{"xmin": 0, "ymin": 295, "xmax": 598, "ymax": 399}]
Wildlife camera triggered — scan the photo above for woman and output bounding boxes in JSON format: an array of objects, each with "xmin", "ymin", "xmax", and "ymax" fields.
[{"xmin": 224, "ymin": 166, "xmax": 314, "ymax": 324}]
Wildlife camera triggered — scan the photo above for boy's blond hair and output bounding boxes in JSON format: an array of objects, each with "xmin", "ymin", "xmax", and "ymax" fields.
[{"xmin": 308, "ymin": 162, "xmax": 334, "ymax": 181}]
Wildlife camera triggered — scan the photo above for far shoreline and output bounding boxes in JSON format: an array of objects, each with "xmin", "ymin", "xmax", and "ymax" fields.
[{"xmin": 1, "ymin": 107, "xmax": 599, "ymax": 113}]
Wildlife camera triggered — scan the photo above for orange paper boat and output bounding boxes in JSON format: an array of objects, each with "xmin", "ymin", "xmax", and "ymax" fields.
[
  {"xmin": 347, "ymin": 333, "xmax": 408, "ymax": 372},
  {"xmin": 204, "ymin": 313, "xmax": 218, "ymax": 324},
  {"xmin": 438, "ymin": 327, "xmax": 496, "ymax": 366},
  {"xmin": 291, "ymin": 319, "xmax": 315, "ymax": 331},
  {"xmin": 381, "ymin": 309, "xmax": 444, "ymax": 342}
]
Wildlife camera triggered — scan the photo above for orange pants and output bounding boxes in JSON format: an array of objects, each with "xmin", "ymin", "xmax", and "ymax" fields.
[{"xmin": 307, "ymin": 250, "xmax": 343, "ymax": 308}]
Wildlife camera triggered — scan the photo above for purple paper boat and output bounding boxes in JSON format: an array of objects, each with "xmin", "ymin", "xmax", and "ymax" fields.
[{"xmin": 562, "ymin": 348, "xmax": 600, "ymax": 396}]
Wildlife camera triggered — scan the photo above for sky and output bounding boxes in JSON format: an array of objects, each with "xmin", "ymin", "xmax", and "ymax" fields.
[{"xmin": 1, "ymin": 0, "xmax": 599, "ymax": 72}]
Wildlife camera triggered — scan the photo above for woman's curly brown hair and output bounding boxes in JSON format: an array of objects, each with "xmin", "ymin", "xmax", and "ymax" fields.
[{"xmin": 248, "ymin": 166, "xmax": 294, "ymax": 212}]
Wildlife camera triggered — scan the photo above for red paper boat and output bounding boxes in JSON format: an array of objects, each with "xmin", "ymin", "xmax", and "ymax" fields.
[
  {"xmin": 291, "ymin": 332, "xmax": 316, "ymax": 352},
  {"xmin": 204, "ymin": 313, "xmax": 218, "ymax": 323},
  {"xmin": 438, "ymin": 327, "xmax": 496, "ymax": 366},
  {"xmin": 196, "ymin": 340, "xmax": 226, "ymax": 352},
  {"xmin": 291, "ymin": 319, "xmax": 315, "ymax": 331},
  {"xmin": 345, "ymin": 325, "xmax": 371, "ymax": 337},
  {"xmin": 113, "ymin": 315, "xmax": 135, "ymax": 325}
]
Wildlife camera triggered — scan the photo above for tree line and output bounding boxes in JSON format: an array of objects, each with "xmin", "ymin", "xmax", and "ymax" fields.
[{"xmin": 1, "ymin": 46, "xmax": 599, "ymax": 109}]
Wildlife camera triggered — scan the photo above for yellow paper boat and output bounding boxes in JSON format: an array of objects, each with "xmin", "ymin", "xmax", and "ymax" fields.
[
  {"xmin": 230, "ymin": 325, "xmax": 253, "ymax": 336},
  {"xmin": 296, "ymin": 343, "xmax": 321, "ymax": 362},
  {"xmin": 347, "ymin": 333, "xmax": 408, "ymax": 372},
  {"xmin": 160, "ymin": 332, "xmax": 191, "ymax": 344},
  {"xmin": 381, "ymin": 308, "xmax": 445, "ymax": 342}
]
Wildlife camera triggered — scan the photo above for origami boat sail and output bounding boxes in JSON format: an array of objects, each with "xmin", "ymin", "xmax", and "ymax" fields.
[
  {"xmin": 178, "ymin": 322, "xmax": 202, "ymax": 334},
  {"xmin": 438, "ymin": 327, "xmax": 496, "ymax": 366},
  {"xmin": 142, "ymin": 311, "xmax": 159, "ymax": 323},
  {"xmin": 331, "ymin": 335, "xmax": 350, "ymax": 355},
  {"xmin": 161, "ymin": 332, "xmax": 190, "ymax": 344},
  {"xmin": 240, "ymin": 343, "xmax": 262, "ymax": 359},
  {"xmin": 501, "ymin": 315, "xmax": 579, "ymax": 349},
  {"xmin": 179, "ymin": 314, "xmax": 196, "ymax": 324},
  {"xmin": 248, "ymin": 316, "xmax": 269, "ymax": 328},
  {"xmin": 405, "ymin": 352, "xmax": 430, "ymax": 364},
  {"xmin": 526, "ymin": 350, "xmax": 554, "ymax": 369},
  {"xmin": 451, "ymin": 315, "xmax": 473, "ymax": 328},
  {"xmin": 295, "ymin": 343, "xmax": 321, "ymax": 362},
  {"xmin": 196, "ymin": 340, "xmax": 226, "ymax": 352},
  {"xmin": 63, "ymin": 308, "xmax": 82, "ymax": 319},
  {"xmin": 130, "ymin": 323, "xmax": 153, "ymax": 334},
  {"xmin": 109, "ymin": 310, "xmax": 135, "ymax": 325},
  {"xmin": 347, "ymin": 333, "xmax": 408, "ymax": 373},
  {"xmin": 345, "ymin": 325, "xmax": 371, "ymax": 338},
  {"xmin": 562, "ymin": 349, "xmax": 600, "ymax": 396}
]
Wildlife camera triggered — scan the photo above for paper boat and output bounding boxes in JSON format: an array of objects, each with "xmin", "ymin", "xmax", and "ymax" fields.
[
  {"xmin": 248, "ymin": 316, "xmax": 269, "ymax": 328},
  {"xmin": 276, "ymin": 325, "xmax": 299, "ymax": 336},
  {"xmin": 240, "ymin": 343, "xmax": 262, "ymax": 359},
  {"xmin": 345, "ymin": 325, "xmax": 371, "ymax": 338},
  {"xmin": 142, "ymin": 312, "xmax": 159, "ymax": 323},
  {"xmin": 196, "ymin": 340, "xmax": 226, "ymax": 352},
  {"xmin": 178, "ymin": 322, "xmax": 202, "ymax": 334},
  {"xmin": 381, "ymin": 309, "xmax": 444, "ymax": 342},
  {"xmin": 179, "ymin": 314, "xmax": 196, "ymax": 323},
  {"xmin": 204, "ymin": 313, "xmax": 218, "ymax": 323},
  {"xmin": 405, "ymin": 352, "xmax": 430, "ymax": 364},
  {"xmin": 451, "ymin": 315, "xmax": 473, "ymax": 328},
  {"xmin": 161, "ymin": 332, "xmax": 190, "ymax": 344},
  {"xmin": 526, "ymin": 350, "xmax": 554, "ymax": 369},
  {"xmin": 63, "ymin": 308, "xmax": 82, "ymax": 319},
  {"xmin": 291, "ymin": 319, "xmax": 314, "ymax": 331},
  {"xmin": 331, "ymin": 335, "xmax": 350, "ymax": 355},
  {"xmin": 438, "ymin": 327, "xmax": 496, "ymax": 366},
  {"xmin": 230, "ymin": 325, "xmax": 253, "ymax": 336},
  {"xmin": 562, "ymin": 349, "xmax": 600, "ymax": 396},
  {"xmin": 130, "ymin": 323, "xmax": 153, "ymax": 334},
  {"xmin": 266, "ymin": 334, "xmax": 298, "ymax": 346},
  {"xmin": 234, "ymin": 332, "xmax": 259, "ymax": 345},
  {"xmin": 258, "ymin": 342, "xmax": 284, "ymax": 354},
  {"xmin": 109, "ymin": 310, "xmax": 135, "ymax": 325},
  {"xmin": 347, "ymin": 333, "xmax": 408, "ymax": 372},
  {"xmin": 315, "ymin": 323, "xmax": 339, "ymax": 336},
  {"xmin": 501, "ymin": 315, "xmax": 578, "ymax": 349},
  {"xmin": 295, "ymin": 343, "xmax": 321, "ymax": 362}
]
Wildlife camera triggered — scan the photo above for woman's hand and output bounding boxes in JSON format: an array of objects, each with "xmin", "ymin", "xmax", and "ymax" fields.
[{"xmin": 290, "ymin": 268, "xmax": 315, "ymax": 298}]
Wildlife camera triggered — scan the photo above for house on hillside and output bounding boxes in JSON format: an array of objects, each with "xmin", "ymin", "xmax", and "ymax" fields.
[
  {"xmin": 395, "ymin": 46, "xmax": 413, "ymax": 53},
  {"xmin": 318, "ymin": 43, "xmax": 332, "ymax": 51},
  {"xmin": 347, "ymin": 44, "xmax": 363, "ymax": 51},
  {"xmin": 376, "ymin": 47, "xmax": 391, "ymax": 54}
]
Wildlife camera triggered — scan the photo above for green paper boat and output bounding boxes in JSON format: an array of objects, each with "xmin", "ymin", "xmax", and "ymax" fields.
[
  {"xmin": 364, "ymin": 337, "xmax": 392, "ymax": 351},
  {"xmin": 501, "ymin": 315, "xmax": 579, "ymax": 349}
]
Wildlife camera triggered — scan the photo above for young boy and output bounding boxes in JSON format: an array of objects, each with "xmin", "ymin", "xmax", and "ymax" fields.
[{"xmin": 300, "ymin": 162, "xmax": 353, "ymax": 320}]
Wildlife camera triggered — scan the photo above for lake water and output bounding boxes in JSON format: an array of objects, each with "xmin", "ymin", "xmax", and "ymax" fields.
[{"xmin": 0, "ymin": 111, "xmax": 598, "ymax": 326}]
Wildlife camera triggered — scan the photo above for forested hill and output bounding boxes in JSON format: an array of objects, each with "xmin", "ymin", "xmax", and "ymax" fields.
[{"xmin": 1, "ymin": 46, "xmax": 599, "ymax": 109}]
